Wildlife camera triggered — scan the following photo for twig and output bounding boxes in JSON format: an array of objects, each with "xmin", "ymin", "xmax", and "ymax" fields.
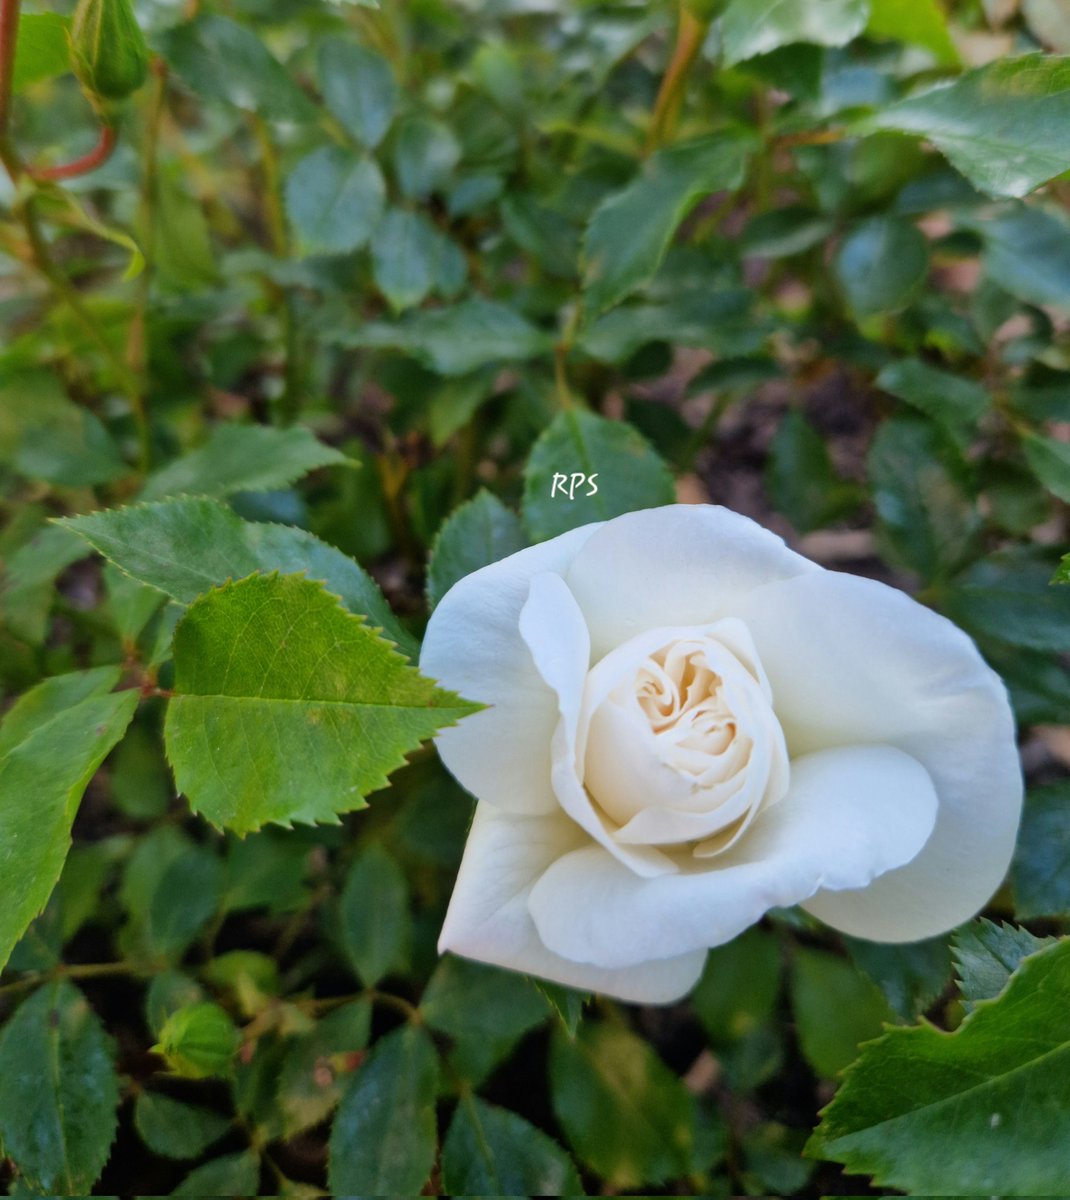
[
  {"xmin": 646, "ymin": 3, "xmax": 708, "ymax": 154},
  {"xmin": 31, "ymin": 123, "xmax": 117, "ymax": 182}
]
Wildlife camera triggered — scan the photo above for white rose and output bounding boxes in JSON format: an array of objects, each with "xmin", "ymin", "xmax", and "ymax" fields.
[{"xmin": 421, "ymin": 505, "xmax": 1023, "ymax": 1004}]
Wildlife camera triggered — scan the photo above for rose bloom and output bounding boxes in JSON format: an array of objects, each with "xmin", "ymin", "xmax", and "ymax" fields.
[{"xmin": 421, "ymin": 505, "xmax": 1023, "ymax": 1004}]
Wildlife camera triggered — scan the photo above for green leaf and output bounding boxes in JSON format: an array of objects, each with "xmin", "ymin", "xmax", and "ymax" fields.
[
  {"xmin": 426, "ymin": 490, "xmax": 526, "ymax": 609},
  {"xmin": 285, "ymin": 146, "xmax": 385, "ymax": 256},
  {"xmin": 134, "ymin": 1092, "xmax": 231, "ymax": 1160},
  {"xmin": 0, "ymin": 367, "xmax": 127, "ymax": 487},
  {"xmin": 393, "ymin": 115, "xmax": 461, "ymax": 199},
  {"xmin": 273, "ymin": 1000, "xmax": 371, "ymax": 1138},
  {"xmin": 522, "ymin": 409, "xmax": 675, "ymax": 542},
  {"xmin": 875, "ymin": 359, "xmax": 989, "ymax": 450},
  {"xmin": 978, "ymin": 205, "xmax": 1070, "ymax": 310},
  {"xmin": 867, "ymin": 417, "xmax": 979, "ymax": 582},
  {"xmin": 550, "ymin": 1021, "xmax": 695, "ymax": 1189},
  {"xmin": 1012, "ymin": 782, "xmax": 1070, "ymax": 918},
  {"xmin": 147, "ymin": 846, "xmax": 225, "ymax": 959},
  {"xmin": 863, "ymin": 54, "xmax": 1070, "ymax": 199},
  {"xmin": 371, "ymin": 209, "xmax": 439, "ymax": 311},
  {"xmin": 171, "ymin": 1150, "xmax": 260, "ymax": 1196},
  {"xmin": 952, "ymin": 919, "xmax": 1058, "ymax": 1008},
  {"xmin": 1055, "ymin": 553, "xmax": 1070, "ymax": 583},
  {"xmin": 765, "ymin": 409, "xmax": 857, "ymax": 532},
  {"xmin": 160, "ymin": 14, "xmax": 315, "ymax": 122},
  {"xmin": 318, "ymin": 39, "xmax": 397, "ymax": 149},
  {"xmin": 0, "ymin": 981, "xmax": 120, "ymax": 1195},
  {"xmin": 12, "ymin": 13, "xmax": 71, "ymax": 92},
  {"xmin": 443, "ymin": 1095, "xmax": 583, "ymax": 1195},
  {"xmin": 866, "ymin": 0, "xmax": 957, "ymax": 63},
  {"xmin": 164, "ymin": 573, "xmax": 476, "ymax": 834},
  {"xmin": 792, "ymin": 949, "xmax": 894, "ymax": 1079},
  {"xmin": 843, "ymin": 935, "xmax": 953, "ymax": 1021},
  {"xmin": 421, "ymin": 956, "xmax": 552, "ymax": 1083},
  {"xmin": 59, "ymin": 496, "xmax": 415, "ymax": 658},
  {"xmin": 809, "ymin": 938, "xmax": 1070, "ymax": 1192},
  {"xmin": 150, "ymin": 167, "xmax": 219, "ymax": 292},
  {"xmin": 721, "ymin": 0, "xmax": 869, "ymax": 65},
  {"xmin": 0, "ymin": 670, "xmax": 137, "ymax": 973},
  {"xmin": 141, "ymin": 423, "xmax": 353, "ymax": 502},
  {"xmin": 583, "ymin": 134, "xmax": 751, "ymax": 314},
  {"xmin": 740, "ymin": 206, "xmax": 834, "ymax": 258},
  {"xmin": 1023, "ymin": 432, "xmax": 1070, "ymax": 503},
  {"xmin": 942, "ymin": 554, "xmax": 1070, "ymax": 651},
  {"xmin": 339, "ymin": 843, "xmax": 410, "ymax": 986},
  {"xmin": 1, "ymin": 523, "xmax": 87, "ymax": 645},
  {"xmin": 328, "ymin": 1024, "xmax": 439, "ymax": 1193},
  {"xmin": 835, "ymin": 216, "xmax": 930, "ymax": 318},
  {"xmin": 341, "ymin": 298, "xmax": 553, "ymax": 375},
  {"xmin": 690, "ymin": 926, "xmax": 782, "ymax": 1043}
]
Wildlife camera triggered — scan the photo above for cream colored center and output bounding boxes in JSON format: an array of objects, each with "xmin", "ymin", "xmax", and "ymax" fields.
[{"xmin": 580, "ymin": 621, "xmax": 789, "ymax": 858}]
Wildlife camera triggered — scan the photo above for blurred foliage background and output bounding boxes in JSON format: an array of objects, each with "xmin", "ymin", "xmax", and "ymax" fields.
[{"xmin": 2, "ymin": 0, "xmax": 1070, "ymax": 1195}]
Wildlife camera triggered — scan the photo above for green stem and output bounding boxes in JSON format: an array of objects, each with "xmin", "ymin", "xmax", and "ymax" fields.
[
  {"xmin": 20, "ymin": 191, "xmax": 142, "ymax": 398},
  {"xmin": 646, "ymin": 4, "xmax": 708, "ymax": 154},
  {"xmin": 0, "ymin": 961, "xmax": 135, "ymax": 1001}
]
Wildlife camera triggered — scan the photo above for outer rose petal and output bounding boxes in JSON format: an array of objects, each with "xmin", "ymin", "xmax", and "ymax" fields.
[
  {"xmin": 527, "ymin": 745, "xmax": 939, "ymax": 968},
  {"xmin": 564, "ymin": 505, "xmax": 817, "ymax": 662},
  {"xmin": 420, "ymin": 524, "xmax": 599, "ymax": 815},
  {"xmin": 741, "ymin": 570, "xmax": 1023, "ymax": 942},
  {"xmin": 438, "ymin": 802, "xmax": 707, "ymax": 1004}
]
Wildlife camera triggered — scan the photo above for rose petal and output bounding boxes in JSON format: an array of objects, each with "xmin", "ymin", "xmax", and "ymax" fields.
[
  {"xmin": 564, "ymin": 505, "xmax": 816, "ymax": 662},
  {"xmin": 742, "ymin": 570, "xmax": 1023, "ymax": 941},
  {"xmin": 420, "ymin": 524, "xmax": 599, "ymax": 816},
  {"xmin": 519, "ymin": 573, "xmax": 676, "ymax": 877},
  {"xmin": 438, "ymin": 802, "xmax": 707, "ymax": 1004},
  {"xmin": 527, "ymin": 745, "xmax": 939, "ymax": 968}
]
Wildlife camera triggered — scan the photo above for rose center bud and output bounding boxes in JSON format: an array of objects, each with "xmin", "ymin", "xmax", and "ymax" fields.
[{"xmin": 580, "ymin": 619, "xmax": 790, "ymax": 858}]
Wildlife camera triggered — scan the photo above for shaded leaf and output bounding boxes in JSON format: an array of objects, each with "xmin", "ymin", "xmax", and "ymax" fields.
[
  {"xmin": 328, "ymin": 1024, "xmax": 439, "ymax": 1193},
  {"xmin": 876, "ymin": 358, "xmax": 989, "ymax": 450},
  {"xmin": 134, "ymin": 1092, "xmax": 231, "ymax": 1160},
  {"xmin": 141, "ymin": 424, "xmax": 353, "ymax": 502},
  {"xmin": 522, "ymin": 409, "xmax": 675, "ymax": 541},
  {"xmin": 583, "ymin": 134, "xmax": 751, "ymax": 314},
  {"xmin": 835, "ymin": 216, "xmax": 930, "ymax": 317},
  {"xmin": 0, "ymin": 981, "xmax": 120, "ymax": 1195},
  {"xmin": 285, "ymin": 147, "xmax": 385, "ymax": 256},
  {"xmin": 792, "ymin": 949, "xmax": 894, "ymax": 1078},
  {"xmin": 160, "ymin": 14, "xmax": 314, "ymax": 122},
  {"xmin": 318, "ymin": 39, "xmax": 396, "ymax": 148},
  {"xmin": 60, "ymin": 495, "xmax": 415, "ymax": 657},
  {"xmin": 550, "ymin": 1021, "xmax": 695, "ymax": 1189},
  {"xmin": 953, "ymin": 919, "xmax": 1058, "ymax": 1008},
  {"xmin": 426, "ymin": 490, "xmax": 526, "ymax": 609},
  {"xmin": 1012, "ymin": 782, "xmax": 1070, "ymax": 918},
  {"xmin": 443, "ymin": 1095, "xmax": 583, "ymax": 1195},
  {"xmin": 339, "ymin": 843, "xmax": 410, "ymax": 986}
]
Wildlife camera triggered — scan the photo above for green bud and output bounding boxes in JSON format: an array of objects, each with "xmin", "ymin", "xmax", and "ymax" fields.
[
  {"xmin": 69, "ymin": 0, "xmax": 150, "ymax": 103},
  {"xmin": 152, "ymin": 1002, "xmax": 241, "ymax": 1079}
]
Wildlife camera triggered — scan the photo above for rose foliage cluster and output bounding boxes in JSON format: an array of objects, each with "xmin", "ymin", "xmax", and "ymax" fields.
[{"xmin": 1, "ymin": 0, "xmax": 1070, "ymax": 1196}]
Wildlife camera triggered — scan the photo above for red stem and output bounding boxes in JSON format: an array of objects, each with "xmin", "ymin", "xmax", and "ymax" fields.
[
  {"xmin": 0, "ymin": 0, "xmax": 20, "ymax": 136},
  {"xmin": 32, "ymin": 123, "xmax": 117, "ymax": 181}
]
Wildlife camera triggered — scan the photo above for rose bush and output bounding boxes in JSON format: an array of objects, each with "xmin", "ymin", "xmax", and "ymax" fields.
[{"xmin": 422, "ymin": 505, "xmax": 1024, "ymax": 1004}]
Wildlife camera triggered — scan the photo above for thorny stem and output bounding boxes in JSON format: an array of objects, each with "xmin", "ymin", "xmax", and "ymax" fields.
[{"xmin": 646, "ymin": 3, "xmax": 708, "ymax": 154}]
